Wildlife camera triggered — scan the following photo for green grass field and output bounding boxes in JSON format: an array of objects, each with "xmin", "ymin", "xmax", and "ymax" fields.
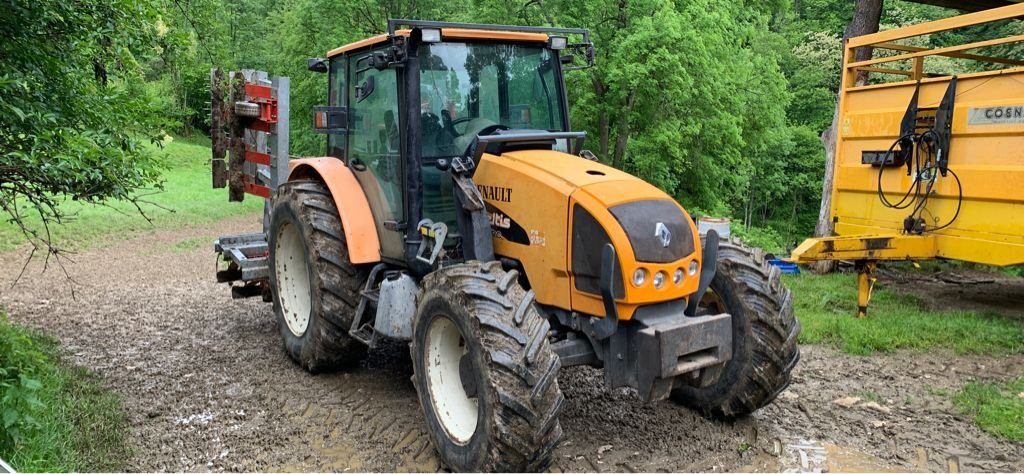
[
  {"xmin": 0, "ymin": 136, "xmax": 262, "ymax": 252},
  {"xmin": 954, "ymin": 377, "xmax": 1024, "ymax": 442},
  {"xmin": 785, "ymin": 272, "xmax": 1024, "ymax": 355},
  {"xmin": 0, "ymin": 313, "xmax": 129, "ymax": 472}
]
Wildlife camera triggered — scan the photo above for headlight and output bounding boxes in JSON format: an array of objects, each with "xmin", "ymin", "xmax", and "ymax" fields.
[
  {"xmin": 673, "ymin": 268, "xmax": 684, "ymax": 285},
  {"xmin": 631, "ymin": 268, "xmax": 647, "ymax": 287},
  {"xmin": 653, "ymin": 271, "xmax": 666, "ymax": 289},
  {"xmin": 689, "ymin": 260, "xmax": 699, "ymax": 276}
]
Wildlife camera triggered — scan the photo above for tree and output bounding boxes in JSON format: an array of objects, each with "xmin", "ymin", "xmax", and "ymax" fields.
[
  {"xmin": 813, "ymin": 0, "xmax": 883, "ymax": 272},
  {"xmin": 0, "ymin": 0, "xmax": 164, "ymax": 269}
]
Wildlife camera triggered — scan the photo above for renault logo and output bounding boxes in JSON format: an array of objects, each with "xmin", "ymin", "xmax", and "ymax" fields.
[{"xmin": 655, "ymin": 222, "xmax": 671, "ymax": 248}]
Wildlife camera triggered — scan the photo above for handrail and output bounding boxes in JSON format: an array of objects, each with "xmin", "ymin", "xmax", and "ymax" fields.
[
  {"xmin": 847, "ymin": 34, "xmax": 1024, "ymax": 70},
  {"xmin": 874, "ymin": 42, "xmax": 1024, "ymax": 67},
  {"xmin": 848, "ymin": 2, "xmax": 1024, "ymax": 48}
]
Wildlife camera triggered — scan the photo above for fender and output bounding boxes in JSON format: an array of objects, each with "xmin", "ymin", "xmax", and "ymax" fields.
[{"xmin": 287, "ymin": 158, "xmax": 381, "ymax": 264}]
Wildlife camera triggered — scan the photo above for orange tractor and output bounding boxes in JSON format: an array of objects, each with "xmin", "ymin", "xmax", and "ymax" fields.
[{"xmin": 212, "ymin": 20, "xmax": 799, "ymax": 471}]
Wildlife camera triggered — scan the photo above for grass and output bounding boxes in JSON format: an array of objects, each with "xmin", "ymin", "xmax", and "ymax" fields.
[
  {"xmin": 784, "ymin": 272, "xmax": 1024, "ymax": 355},
  {"xmin": 0, "ymin": 135, "xmax": 262, "ymax": 252},
  {"xmin": 173, "ymin": 235, "xmax": 212, "ymax": 252},
  {"xmin": 953, "ymin": 377, "xmax": 1024, "ymax": 441},
  {"xmin": 0, "ymin": 312, "xmax": 130, "ymax": 471}
]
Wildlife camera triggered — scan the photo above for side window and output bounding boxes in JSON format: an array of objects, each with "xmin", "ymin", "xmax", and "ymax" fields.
[
  {"xmin": 328, "ymin": 57, "xmax": 347, "ymax": 159},
  {"xmin": 349, "ymin": 51, "xmax": 404, "ymax": 222}
]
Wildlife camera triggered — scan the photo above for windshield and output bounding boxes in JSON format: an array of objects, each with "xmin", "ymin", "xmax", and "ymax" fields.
[{"xmin": 418, "ymin": 42, "xmax": 566, "ymax": 159}]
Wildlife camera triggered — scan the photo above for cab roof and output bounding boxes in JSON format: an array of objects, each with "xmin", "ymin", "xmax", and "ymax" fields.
[{"xmin": 327, "ymin": 28, "xmax": 550, "ymax": 58}]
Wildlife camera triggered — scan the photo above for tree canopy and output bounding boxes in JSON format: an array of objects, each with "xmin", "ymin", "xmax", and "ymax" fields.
[{"xmin": 3, "ymin": 0, "xmax": 987, "ymax": 253}]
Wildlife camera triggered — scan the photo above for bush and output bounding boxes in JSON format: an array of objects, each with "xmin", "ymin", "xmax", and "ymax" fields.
[
  {"xmin": 730, "ymin": 224, "xmax": 787, "ymax": 254},
  {"xmin": 0, "ymin": 314, "xmax": 46, "ymax": 452},
  {"xmin": 0, "ymin": 312, "xmax": 129, "ymax": 471}
]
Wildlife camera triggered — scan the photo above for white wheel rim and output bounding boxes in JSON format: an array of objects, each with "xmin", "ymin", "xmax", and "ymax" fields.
[
  {"xmin": 275, "ymin": 222, "xmax": 312, "ymax": 337},
  {"xmin": 425, "ymin": 315, "xmax": 479, "ymax": 444}
]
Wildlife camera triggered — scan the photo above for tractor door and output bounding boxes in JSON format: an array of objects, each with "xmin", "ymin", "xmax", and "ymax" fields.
[{"xmin": 346, "ymin": 48, "xmax": 407, "ymax": 261}]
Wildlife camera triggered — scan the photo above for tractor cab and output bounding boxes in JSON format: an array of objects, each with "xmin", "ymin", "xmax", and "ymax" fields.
[{"xmin": 310, "ymin": 21, "xmax": 592, "ymax": 266}]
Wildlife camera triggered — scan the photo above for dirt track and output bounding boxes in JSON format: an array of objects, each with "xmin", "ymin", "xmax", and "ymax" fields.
[{"xmin": 1, "ymin": 214, "xmax": 1022, "ymax": 472}]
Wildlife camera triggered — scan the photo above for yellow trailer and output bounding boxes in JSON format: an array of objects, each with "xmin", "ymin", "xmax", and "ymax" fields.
[{"xmin": 792, "ymin": 3, "xmax": 1024, "ymax": 316}]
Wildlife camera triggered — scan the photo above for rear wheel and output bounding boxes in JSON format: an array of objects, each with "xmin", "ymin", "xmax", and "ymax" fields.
[
  {"xmin": 411, "ymin": 261, "xmax": 563, "ymax": 472},
  {"xmin": 268, "ymin": 180, "xmax": 368, "ymax": 372},
  {"xmin": 671, "ymin": 237, "xmax": 800, "ymax": 419}
]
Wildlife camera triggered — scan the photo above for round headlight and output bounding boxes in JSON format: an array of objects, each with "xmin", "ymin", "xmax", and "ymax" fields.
[
  {"xmin": 653, "ymin": 271, "xmax": 666, "ymax": 289},
  {"xmin": 631, "ymin": 268, "xmax": 647, "ymax": 287},
  {"xmin": 673, "ymin": 268, "xmax": 684, "ymax": 285},
  {"xmin": 689, "ymin": 260, "xmax": 699, "ymax": 276}
]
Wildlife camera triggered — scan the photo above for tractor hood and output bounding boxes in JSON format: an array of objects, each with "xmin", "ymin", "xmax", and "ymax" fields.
[
  {"xmin": 492, "ymin": 150, "xmax": 688, "ymax": 220},
  {"xmin": 473, "ymin": 148, "xmax": 703, "ymax": 320}
]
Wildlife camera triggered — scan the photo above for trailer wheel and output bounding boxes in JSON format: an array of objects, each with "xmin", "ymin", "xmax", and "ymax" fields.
[
  {"xmin": 411, "ymin": 262, "xmax": 563, "ymax": 472},
  {"xmin": 268, "ymin": 180, "xmax": 368, "ymax": 372},
  {"xmin": 671, "ymin": 237, "xmax": 800, "ymax": 419}
]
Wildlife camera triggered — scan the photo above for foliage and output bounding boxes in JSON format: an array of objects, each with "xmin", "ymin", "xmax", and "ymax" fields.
[
  {"xmin": 0, "ymin": 137, "xmax": 262, "ymax": 252},
  {"xmin": 0, "ymin": 312, "xmax": 130, "ymax": 471},
  {"xmin": 0, "ymin": 0, "xmax": 165, "ymax": 262},
  {"xmin": 953, "ymin": 377, "xmax": 1024, "ymax": 442},
  {"xmin": 784, "ymin": 273, "xmax": 1024, "ymax": 355},
  {"xmin": 4, "ymin": 0, "xmax": 1009, "ymax": 255}
]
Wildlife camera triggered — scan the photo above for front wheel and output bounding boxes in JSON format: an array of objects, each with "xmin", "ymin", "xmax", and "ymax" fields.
[
  {"xmin": 411, "ymin": 262, "xmax": 564, "ymax": 472},
  {"xmin": 671, "ymin": 237, "xmax": 801, "ymax": 419}
]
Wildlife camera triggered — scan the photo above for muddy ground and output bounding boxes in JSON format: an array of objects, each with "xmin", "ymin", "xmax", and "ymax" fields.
[{"xmin": 1, "ymin": 214, "xmax": 1022, "ymax": 472}]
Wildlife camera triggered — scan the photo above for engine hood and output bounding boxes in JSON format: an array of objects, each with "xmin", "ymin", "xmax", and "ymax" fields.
[
  {"xmin": 495, "ymin": 149, "xmax": 671, "ymax": 205},
  {"xmin": 472, "ymin": 148, "xmax": 702, "ymax": 320}
]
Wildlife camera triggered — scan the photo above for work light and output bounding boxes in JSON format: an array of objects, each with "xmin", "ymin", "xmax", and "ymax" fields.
[
  {"xmin": 421, "ymin": 28, "xmax": 442, "ymax": 43},
  {"xmin": 548, "ymin": 36, "xmax": 567, "ymax": 50}
]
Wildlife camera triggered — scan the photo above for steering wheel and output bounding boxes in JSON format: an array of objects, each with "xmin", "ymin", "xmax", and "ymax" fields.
[{"xmin": 449, "ymin": 116, "xmax": 475, "ymax": 135}]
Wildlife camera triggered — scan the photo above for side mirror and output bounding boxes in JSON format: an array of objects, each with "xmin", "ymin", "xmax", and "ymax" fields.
[{"xmin": 307, "ymin": 58, "xmax": 328, "ymax": 73}]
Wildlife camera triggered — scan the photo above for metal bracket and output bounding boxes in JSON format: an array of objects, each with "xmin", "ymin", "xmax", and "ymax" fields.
[
  {"xmin": 451, "ymin": 173, "xmax": 484, "ymax": 212},
  {"xmin": 415, "ymin": 219, "xmax": 448, "ymax": 266},
  {"xmin": 685, "ymin": 229, "xmax": 719, "ymax": 316},
  {"xmin": 592, "ymin": 243, "xmax": 619, "ymax": 340}
]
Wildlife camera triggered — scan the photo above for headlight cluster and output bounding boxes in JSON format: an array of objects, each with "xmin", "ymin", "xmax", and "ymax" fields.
[{"xmin": 631, "ymin": 262, "xmax": 699, "ymax": 289}]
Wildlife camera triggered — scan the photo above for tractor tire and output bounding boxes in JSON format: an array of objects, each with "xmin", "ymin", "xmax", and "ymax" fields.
[
  {"xmin": 268, "ymin": 180, "xmax": 368, "ymax": 372},
  {"xmin": 670, "ymin": 237, "xmax": 800, "ymax": 419},
  {"xmin": 411, "ymin": 261, "xmax": 564, "ymax": 472}
]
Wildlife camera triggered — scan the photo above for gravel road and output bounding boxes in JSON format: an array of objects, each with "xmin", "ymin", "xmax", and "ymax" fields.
[{"xmin": 1, "ymin": 213, "xmax": 1021, "ymax": 472}]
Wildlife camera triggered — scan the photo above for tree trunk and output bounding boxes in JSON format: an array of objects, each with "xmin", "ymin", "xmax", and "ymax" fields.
[
  {"xmin": 612, "ymin": 90, "xmax": 635, "ymax": 169},
  {"xmin": 592, "ymin": 75, "xmax": 610, "ymax": 158},
  {"xmin": 813, "ymin": 0, "xmax": 884, "ymax": 273}
]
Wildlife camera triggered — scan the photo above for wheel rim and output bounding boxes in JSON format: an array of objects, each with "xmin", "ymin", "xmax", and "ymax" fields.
[
  {"xmin": 424, "ymin": 315, "xmax": 479, "ymax": 444},
  {"xmin": 275, "ymin": 222, "xmax": 312, "ymax": 337}
]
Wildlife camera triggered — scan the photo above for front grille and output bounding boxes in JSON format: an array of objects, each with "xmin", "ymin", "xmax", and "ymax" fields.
[{"xmin": 608, "ymin": 200, "xmax": 694, "ymax": 263}]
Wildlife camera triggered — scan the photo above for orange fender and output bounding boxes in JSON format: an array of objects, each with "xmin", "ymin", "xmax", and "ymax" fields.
[{"xmin": 287, "ymin": 158, "xmax": 381, "ymax": 264}]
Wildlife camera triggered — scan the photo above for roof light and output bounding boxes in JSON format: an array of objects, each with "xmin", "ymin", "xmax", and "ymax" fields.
[
  {"xmin": 421, "ymin": 28, "xmax": 442, "ymax": 43},
  {"xmin": 548, "ymin": 36, "xmax": 568, "ymax": 50}
]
